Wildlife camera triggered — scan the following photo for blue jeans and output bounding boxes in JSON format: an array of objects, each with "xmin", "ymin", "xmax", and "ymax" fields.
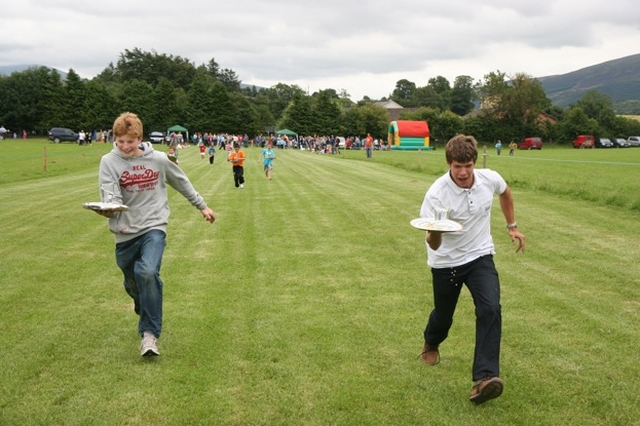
[
  {"xmin": 424, "ymin": 255, "xmax": 501, "ymax": 381},
  {"xmin": 115, "ymin": 230, "xmax": 166, "ymax": 338}
]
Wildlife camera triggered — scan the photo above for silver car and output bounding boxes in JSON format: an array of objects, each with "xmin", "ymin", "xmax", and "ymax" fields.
[
  {"xmin": 627, "ymin": 136, "xmax": 640, "ymax": 147},
  {"xmin": 148, "ymin": 131, "xmax": 165, "ymax": 144}
]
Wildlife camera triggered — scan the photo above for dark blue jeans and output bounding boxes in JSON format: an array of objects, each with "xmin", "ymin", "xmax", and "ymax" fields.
[
  {"xmin": 424, "ymin": 255, "xmax": 501, "ymax": 381},
  {"xmin": 115, "ymin": 229, "xmax": 166, "ymax": 338}
]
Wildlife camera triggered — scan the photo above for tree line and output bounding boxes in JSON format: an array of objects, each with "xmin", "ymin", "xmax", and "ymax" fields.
[{"xmin": 1, "ymin": 47, "xmax": 638, "ymax": 144}]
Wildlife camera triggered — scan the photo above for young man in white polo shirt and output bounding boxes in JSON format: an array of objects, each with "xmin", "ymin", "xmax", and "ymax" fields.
[{"xmin": 418, "ymin": 134, "xmax": 526, "ymax": 404}]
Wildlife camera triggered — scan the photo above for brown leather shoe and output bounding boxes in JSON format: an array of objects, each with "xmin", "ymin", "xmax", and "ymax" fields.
[
  {"xmin": 419, "ymin": 343, "xmax": 440, "ymax": 365},
  {"xmin": 469, "ymin": 377, "xmax": 504, "ymax": 404}
]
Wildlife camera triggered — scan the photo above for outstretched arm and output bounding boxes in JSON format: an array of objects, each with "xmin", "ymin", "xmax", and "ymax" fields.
[{"xmin": 499, "ymin": 186, "xmax": 525, "ymax": 252}]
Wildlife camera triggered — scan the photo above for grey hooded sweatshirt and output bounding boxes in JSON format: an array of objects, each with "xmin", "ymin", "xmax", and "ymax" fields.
[{"xmin": 99, "ymin": 142, "xmax": 207, "ymax": 243}]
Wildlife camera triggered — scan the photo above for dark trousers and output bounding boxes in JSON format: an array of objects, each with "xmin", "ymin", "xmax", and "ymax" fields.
[
  {"xmin": 424, "ymin": 255, "xmax": 501, "ymax": 381},
  {"xmin": 233, "ymin": 165, "xmax": 244, "ymax": 187}
]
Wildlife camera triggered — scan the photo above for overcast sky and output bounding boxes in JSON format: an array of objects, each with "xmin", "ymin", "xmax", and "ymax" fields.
[{"xmin": 1, "ymin": 0, "xmax": 638, "ymax": 100}]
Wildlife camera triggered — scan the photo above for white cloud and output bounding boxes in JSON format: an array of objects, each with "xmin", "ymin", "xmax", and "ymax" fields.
[{"xmin": 0, "ymin": 0, "xmax": 638, "ymax": 100}]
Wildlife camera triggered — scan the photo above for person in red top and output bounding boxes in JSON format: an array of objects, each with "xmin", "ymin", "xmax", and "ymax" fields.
[
  {"xmin": 365, "ymin": 133, "xmax": 373, "ymax": 159},
  {"xmin": 199, "ymin": 142, "xmax": 206, "ymax": 159},
  {"xmin": 227, "ymin": 142, "xmax": 246, "ymax": 188}
]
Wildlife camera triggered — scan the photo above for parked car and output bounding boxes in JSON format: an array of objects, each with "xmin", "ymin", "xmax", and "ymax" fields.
[
  {"xmin": 517, "ymin": 137, "xmax": 543, "ymax": 150},
  {"xmin": 627, "ymin": 136, "xmax": 640, "ymax": 147},
  {"xmin": 573, "ymin": 134, "xmax": 594, "ymax": 148},
  {"xmin": 610, "ymin": 138, "xmax": 630, "ymax": 148},
  {"xmin": 148, "ymin": 131, "xmax": 165, "ymax": 144},
  {"xmin": 48, "ymin": 127, "xmax": 79, "ymax": 143},
  {"xmin": 595, "ymin": 138, "xmax": 613, "ymax": 148}
]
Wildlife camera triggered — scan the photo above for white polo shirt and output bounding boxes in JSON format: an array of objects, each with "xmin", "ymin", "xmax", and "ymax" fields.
[{"xmin": 420, "ymin": 168, "xmax": 507, "ymax": 268}]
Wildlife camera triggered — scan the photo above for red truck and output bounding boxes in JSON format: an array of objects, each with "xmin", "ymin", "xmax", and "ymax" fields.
[
  {"xmin": 518, "ymin": 137, "xmax": 543, "ymax": 150},
  {"xmin": 573, "ymin": 135, "xmax": 594, "ymax": 148}
]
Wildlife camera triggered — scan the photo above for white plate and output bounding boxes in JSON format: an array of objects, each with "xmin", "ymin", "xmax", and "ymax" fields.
[
  {"xmin": 83, "ymin": 202, "xmax": 129, "ymax": 212},
  {"xmin": 410, "ymin": 218, "xmax": 463, "ymax": 232}
]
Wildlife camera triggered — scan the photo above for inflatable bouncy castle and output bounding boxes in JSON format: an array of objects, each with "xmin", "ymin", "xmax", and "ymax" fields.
[{"xmin": 388, "ymin": 120, "xmax": 431, "ymax": 150}]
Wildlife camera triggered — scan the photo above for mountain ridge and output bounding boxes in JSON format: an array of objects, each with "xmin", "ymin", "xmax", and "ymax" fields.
[{"xmin": 537, "ymin": 53, "xmax": 640, "ymax": 107}]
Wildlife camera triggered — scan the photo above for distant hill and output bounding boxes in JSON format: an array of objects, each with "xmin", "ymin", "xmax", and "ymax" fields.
[
  {"xmin": 537, "ymin": 53, "xmax": 640, "ymax": 109},
  {"xmin": 0, "ymin": 64, "xmax": 67, "ymax": 79}
]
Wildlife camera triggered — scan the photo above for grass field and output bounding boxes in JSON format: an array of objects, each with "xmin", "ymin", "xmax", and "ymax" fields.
[{"xmin": 1, "ymin": 140, "xmax": 639, "ymax": 425}]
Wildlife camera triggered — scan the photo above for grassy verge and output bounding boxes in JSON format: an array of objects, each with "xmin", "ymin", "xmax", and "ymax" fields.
[{"xmin": 0, "ymin": 141, "xmax": 639, "ymax": 425}]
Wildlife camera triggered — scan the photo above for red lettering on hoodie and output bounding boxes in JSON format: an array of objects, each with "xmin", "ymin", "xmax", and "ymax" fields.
[{"xmin": 120, "ymin": 168, "xmax": 160, "ymax": 188}]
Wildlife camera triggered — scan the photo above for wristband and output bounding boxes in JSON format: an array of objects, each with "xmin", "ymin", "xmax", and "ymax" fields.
[{"xmin": 506, "ymin": 222, "xmax": 518, "ymax": 229}]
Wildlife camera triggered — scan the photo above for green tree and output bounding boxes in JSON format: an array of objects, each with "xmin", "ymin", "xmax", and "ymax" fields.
[
  {"xmin": 475, "ymin": 71, "xmax": 551, "ymax": 141},
  {"xmin": 82, "ymin": 80, "xmax": 118, "ymax": 132},
  {"xmin": 575, "ymin": 90, "xmax": 617, "ymax": 135},
  {"xmin": 218, "ymin": 68, "xmax": 241, "ymax": 92},
  {"xmin": 342, "ymin": 108, "xmax": 363, "ymax": 137},
  {"xmin": 313, "ymin": 90, "xmax": 342, "ymax": 135},
  {"xmin": 229, "ymin": 92, "xmax": 260, "ymax": 136},
  {"xmin": 450, "ymin": 75, "xmax": 475, "ymax": 116},
  {"xmin": 0, "ymin": 66, "xmax": 66, "ymax": 133},
  {"xmin": 612, "ymin": 115, "xmax": 640, "ymax": 137},
  {"xmin": 208, "ymin": 83, "xmax": 238, "ymax": 133},
  {"xmin": 119, "ymin": 79, "xmax": 155, "ymax": 126},
  {"xmin": 436, "ymin": 110, "xmax": 464, "ymax": 143},
  {"xmin": 38, "ymin": 69, "xmax": 66, "ymax": 132},
  {"xmin": 61, "ymin": 69, "xmax": 87, "ymax": 131},
  {"xmin": 358, "ymin": 103, "xmax": 389, "ymax": 138},
  {"xmin": 501, "ymin": 73, "xmax": 551, "ymax": 137},
  {"xmin": 427, "ymin": 76, "xmax": 452, "ymax": 110},
  {"xmin": 391, "ymin": 79, "xmax": 417, "ymax": 106},
  {"xmin": 185, "ymin": 74, "xmax": 215, "ymax": 132},
  {"xmin": 112, "ymin": 48, "xmax": 197, "ymax": 92},
  {"xmin": 280, "ymin": 91, "xmax": 314, "ymax": 135},
  {"xmin": 257, "ymin": 83, "xmax": 306, "ymax": 123},
  {"xmin": 557, "ymin": 107, "xmax": 600, "ymax": 144},
  {"xmin": 461, "ymin": 114, "xmax": 495, "ymax": 143},
  {"xmin": 412, "ymin": 86, "xmax": 441, "ymax": 109},
  {"xmin": 151, "ymin": 78, "xmax": 182, "ymax": 132},
  {"xmin": 250, "ymin": 94, "xmax": 276, "ymax": 134}
]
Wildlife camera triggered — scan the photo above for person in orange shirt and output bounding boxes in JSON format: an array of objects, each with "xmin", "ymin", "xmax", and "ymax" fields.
[
  {"xmin": 365, "ymin": 133, "xmax": 373, "ymax": 159},
  {"xmin": 227, "ymin": 142, "xmax": 246, "ymax": 188}
]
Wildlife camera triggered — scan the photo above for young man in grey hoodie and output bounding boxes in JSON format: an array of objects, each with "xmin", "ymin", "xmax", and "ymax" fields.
[{"xmin": 97, "ymin": 112, "xmax": 215, "ymax": 356}]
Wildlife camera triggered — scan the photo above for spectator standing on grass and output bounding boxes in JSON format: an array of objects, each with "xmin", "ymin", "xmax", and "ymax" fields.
[
  {"xmin": 495, "ymin": 139, "xmax": 502, "ymax": 155},
  {"xmin": 96, "ymin": 112, "xmax": 215, "ymax": 356},
  {"xmin": 365, "ymin": 133, "xmax": 373, "ymax": 158},
  {"xmin": 509, "ymin": 140, "xmax": 517, "ymax": 156},
  {"xmin": 418, "ymin": 134, "xmax": 525, "ymax": 405}
]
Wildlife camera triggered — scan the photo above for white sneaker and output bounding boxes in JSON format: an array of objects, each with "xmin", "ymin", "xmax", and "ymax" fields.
[
  {"xmin": 140, "ymin": 331, "xmax": 160, "ymax": 356},
  {"xmin": 239, "ymin": 184, "xmax": 244, "ymax": 188}
]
